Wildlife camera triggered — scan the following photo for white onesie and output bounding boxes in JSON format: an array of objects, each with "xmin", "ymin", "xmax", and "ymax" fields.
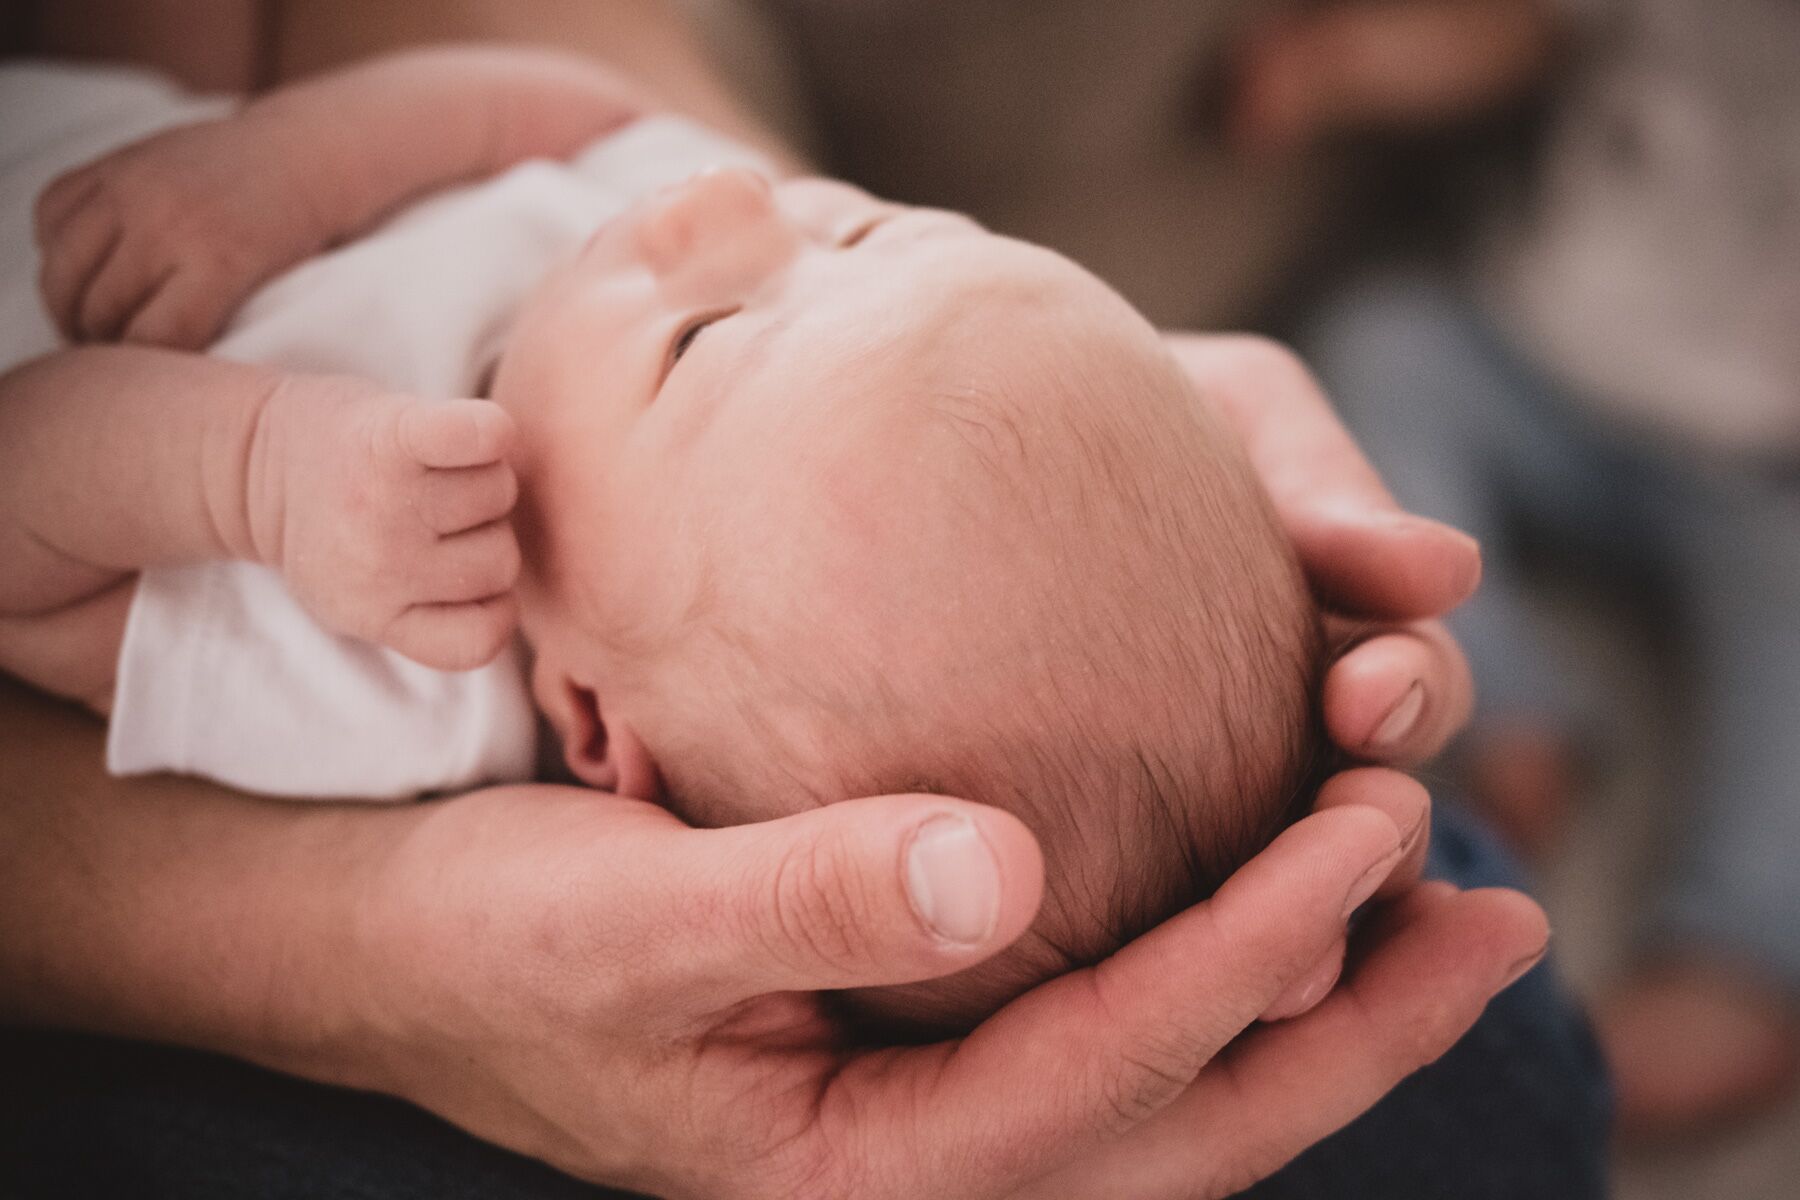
[{"xmin": 0, "ymin": 62, "xmax": 770, "ymax": 799}]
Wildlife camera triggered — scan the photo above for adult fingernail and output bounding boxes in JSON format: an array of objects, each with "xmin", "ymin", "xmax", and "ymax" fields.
[
  {"xmin": 904, "ymin": 814, "xmax": 1001, "ymax": 946},
  {"xmin": 1368, "ymin": 681, "xmax": 1425, "ymax": 751},
  {"xmin": 1341, "ymin": 843, "xmax": 1405, "ymax": 919},
  {"xmin": 1497, "ymin": 943, "xmax": 1549, "ymax": 992},
  {"xmin": 1400, "ymin": 807, "xmax": 1428, "ymax": 856}
]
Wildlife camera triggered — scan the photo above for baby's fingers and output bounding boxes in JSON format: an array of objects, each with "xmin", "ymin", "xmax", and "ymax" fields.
[
  {"xmin": 420, "ymin": 520, "xmax": 522, "ymax": 605},
  {"xmin": 417, "ymin": 463, "xmax": 519, "ymax": 535},
  {"xmin": 34, "ymin": 168, "xmax": 103, "ymax": 243},
  {"xmin": 399, "ymin": 399, "xmax": 517, "ymax": 469},
  {"xmin": 37, "ymin": 196, "xmax": 123, "ymax": 341},
  {"xmin": 385, "ymin": 594, "xmax": 519, "ymax": 672},
  {"xmin": 119, "ymin": 261, "xmax": 235, "ymax": 349},
  {"xmin": 75, "ymin": 234, "xmax": 179, "ymax": 344}
]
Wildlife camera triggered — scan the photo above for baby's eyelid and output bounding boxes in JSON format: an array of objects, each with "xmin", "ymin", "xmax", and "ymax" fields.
[
  {"xmin": 837, "ymin": 215, "xmax": 892, "ymax": 248},
  {"xmin": 662, "ymin": 308, "xmax": 739, "ymax": 381}
]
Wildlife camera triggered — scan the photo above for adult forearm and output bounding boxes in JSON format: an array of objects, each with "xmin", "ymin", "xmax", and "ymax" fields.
[
  {"xmin": 246, "ymin": 45, "xmax": 656, "ymax": 248},
  {"xmin": 0, "ymin": 678, "xmax": 405, "ymax": 1088},
  {"xmin": 274, "ymin": 0, "xmax": 808, "ymax": 176}
]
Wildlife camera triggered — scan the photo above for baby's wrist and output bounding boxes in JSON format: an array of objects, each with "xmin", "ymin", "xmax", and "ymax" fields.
[{"xmin": 232, "ymin": 372, "xmax": 360, "ymax": 571}]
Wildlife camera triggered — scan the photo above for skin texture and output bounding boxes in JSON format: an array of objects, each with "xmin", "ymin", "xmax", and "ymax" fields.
[
  {"xmin": 0, "ymin": 351, "xmax": 1495, "ymax": 1198},
  {"xmin": 497, "ymin": 166, "xmax": 1323, "ymax": 1027},
  {"xmin": 0, "ymin": 675, "xmax": 1545, "ymax": 1200},
  {"xmin": 0, "ymin": 350, "xmax": 521, "ymax": 678},
  {"xmin": 36, "ymin": 47, "xmax": 655, "ymax": 349},
  {"xmin": 1, "ymin": 7, "xmax": 1505, "ymax": 1194}
]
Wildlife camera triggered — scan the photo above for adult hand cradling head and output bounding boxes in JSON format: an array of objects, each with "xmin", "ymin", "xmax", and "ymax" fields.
[{"xmin": 330, "ymin": 332, "xmax": 1530, "ymax": 1199}]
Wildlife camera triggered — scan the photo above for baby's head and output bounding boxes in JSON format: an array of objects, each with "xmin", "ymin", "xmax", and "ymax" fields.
[{"xmin": 493, "ymin": 168, "xmax": 1325, "ymax": 1030}]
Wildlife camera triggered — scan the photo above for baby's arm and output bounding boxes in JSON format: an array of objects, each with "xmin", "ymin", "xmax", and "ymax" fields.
[
  {"xmin": 0, "ymin": 347, "xmax": 520, "ymax": 704},
  {"xmin": 37, "ymin": 46, "xmax": 656, "ymax": 349}
]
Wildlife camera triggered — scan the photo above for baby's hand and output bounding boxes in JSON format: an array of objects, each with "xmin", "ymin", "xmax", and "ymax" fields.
[
  {"xmin": 35, "ymin": 115, "xmax": 329, "ymax": 350},
  {"xmin": 253, "ymin": 380, "xmax": 522, "ymax": 671}
]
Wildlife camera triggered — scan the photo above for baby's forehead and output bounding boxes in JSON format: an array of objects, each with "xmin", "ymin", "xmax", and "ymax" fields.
[{"xmin": 763, "ymin": 233, "xmax": 1147, "ymax": 402}]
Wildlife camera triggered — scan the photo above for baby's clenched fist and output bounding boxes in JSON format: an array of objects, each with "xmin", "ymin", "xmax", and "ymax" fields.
[
  {"xmin": 247, "ymin": 379, "xmax": 522, "ymax": 672},
  {"xmin": 36, "ymin": 114, "xmax": 330, "ymax": 350}
]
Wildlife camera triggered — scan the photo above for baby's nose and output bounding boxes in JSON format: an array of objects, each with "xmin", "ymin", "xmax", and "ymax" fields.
[{"xmin": 636, "ymin": 167, "xmax": 779, "ymax": 269}]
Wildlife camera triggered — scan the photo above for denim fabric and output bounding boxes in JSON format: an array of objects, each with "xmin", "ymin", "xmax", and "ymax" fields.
[
  {"xmin": 1238, "ymin": 803, "xmax": 1612, "ymax": 1200},
  {"xmin": 1304, "ymin": 273, "xmax": 1800, "ymax": 991},
  {"xmin": 0, "ymin": 806, "xmax": 1608, "ymax": 1200}
]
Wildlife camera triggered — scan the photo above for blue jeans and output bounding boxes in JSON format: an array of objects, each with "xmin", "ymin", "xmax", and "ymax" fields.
[
  {"xmin": 0, "ymin": 806, "xmax": 1608, "ymax": 1199},
  {"xmin": 1303, "ymin": 272, "xmax": 1800, "ymax": 991}
]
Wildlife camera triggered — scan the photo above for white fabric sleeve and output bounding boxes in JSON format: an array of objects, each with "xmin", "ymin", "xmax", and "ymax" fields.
[{"xmin": 108, "ymin": 563, "xmax": 537, "ymax": 799}]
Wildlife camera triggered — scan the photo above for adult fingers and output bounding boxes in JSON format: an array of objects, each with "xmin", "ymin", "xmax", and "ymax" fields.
[
  {"xmin": 1312, "ymin": 767, "xmax": 1432, "ymax": 900},
  {"xmin": 673, "ymin": 794, "xmax": 1045, "ymax": 1009},
  {"xmin": 1259, "ymin": 768, "xmax": 1433, "ymax": 1022},
  {"xmin": 1323, "ymin": 618, "xmax": 1474, "ymax": 765},
  {"xmin": 1259, "ymin": 937, "xmax": 1346, "ymax": 1023},
  {"xmin": 1165, "ymin": 332, "xmax": 1481, "ymax": 618},
  {"xmin": 1292, "ymin": 506, "xmax": 1482, "ymax": 620},
  {"xmin": 1022, "ymin": 883, "xmax": 1549, "ymax": 1199},
  {"xmin": 844, "ymin": 804, "xmax": 1409, "ymax": 1197}
]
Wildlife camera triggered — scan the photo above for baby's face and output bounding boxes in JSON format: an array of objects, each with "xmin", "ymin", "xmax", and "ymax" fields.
[{"xmin": 493, "ymin": 167, "xmax": 1172, "ymax": 773}]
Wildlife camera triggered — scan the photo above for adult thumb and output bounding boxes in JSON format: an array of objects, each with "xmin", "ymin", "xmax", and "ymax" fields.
[{"xmin": 677, "ymin": 794, "xmax": 1045, "ymax": 1009}]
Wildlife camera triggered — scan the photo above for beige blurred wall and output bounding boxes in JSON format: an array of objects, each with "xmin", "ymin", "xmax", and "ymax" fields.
[
  {"xmin": 277, "ymin": 0, "xmax": 1360, "ymax": 329},
  {"xmin": 751, "ymin": 0, "xmax": 1360, "ymax": 327}
]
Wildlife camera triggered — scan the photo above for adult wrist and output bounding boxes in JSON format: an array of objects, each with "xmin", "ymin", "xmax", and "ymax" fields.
[{"xmin": 212, "ymin": 801, "xmax": 430, "ymax": 1097}]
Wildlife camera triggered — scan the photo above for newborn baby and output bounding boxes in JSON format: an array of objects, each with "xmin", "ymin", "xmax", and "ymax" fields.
[
  {"xmin": 0, "ymin": 52, "xmax": 1323, "ymax": 1030},
  {"xmin": 502, "ymin": 165, "xmax": 1325, "ymax": 1025}
]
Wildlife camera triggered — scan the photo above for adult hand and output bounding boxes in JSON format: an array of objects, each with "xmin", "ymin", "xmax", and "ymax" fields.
[
  {"xmin": 1167, "ymin": 332, "xmax": 1477, "ymax": 767},
  {"xmin": 350, "ymin": 780, "xmax": 1544, "ymax": 1200},
  {"xmin": 1167, "ymin": 333, "xmax": 1487, "ymax": 1024}
]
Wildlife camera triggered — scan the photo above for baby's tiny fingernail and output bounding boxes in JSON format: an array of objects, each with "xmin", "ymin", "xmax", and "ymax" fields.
[
  {"xmin": 1497, "ymin": 943, "xmax": 1549, "ymax": 992},
  {"xmin": 904, "ymin": 814, "xmax": 1001, "ymax": 947},
  {"xmin": 1341, "ymin": 844, "xmax": 1405, "ymax": 920},
  {"xmin": 1368, "ymin": 681, "xmax": 1425, "ymax": 751}
]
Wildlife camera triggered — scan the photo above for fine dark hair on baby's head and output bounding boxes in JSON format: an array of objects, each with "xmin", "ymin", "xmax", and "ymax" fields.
[{"xmin": 611, "ymin": 264, "xmax": 1329, "ymax": 1032}]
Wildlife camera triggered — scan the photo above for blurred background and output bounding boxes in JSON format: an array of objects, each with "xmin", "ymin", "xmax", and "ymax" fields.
[{"xmin": 8, "ymin": 0, "xmax": 1799, "ymax": 1195}]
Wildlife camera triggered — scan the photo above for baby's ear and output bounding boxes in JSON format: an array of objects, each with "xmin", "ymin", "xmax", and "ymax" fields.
[
  {"xmin": 533, "ymin": 659, "xmax": 661, "ymax": 799},
  {"xmin": 556, "ymin": 682, "xmax": 661, "ymax": 799}
]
